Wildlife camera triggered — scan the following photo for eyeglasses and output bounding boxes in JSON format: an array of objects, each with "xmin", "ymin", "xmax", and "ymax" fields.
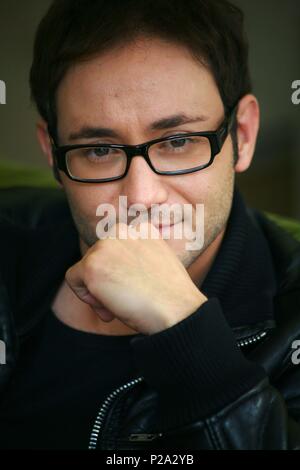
[{"xmin": 50, "ymin": 108, "xmax": 236, "ymax": 183}]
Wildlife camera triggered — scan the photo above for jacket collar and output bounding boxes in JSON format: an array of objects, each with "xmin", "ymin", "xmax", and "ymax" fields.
[{"xmin": 15, "ymin": 206, "xmax": 81, "ymax": 339}]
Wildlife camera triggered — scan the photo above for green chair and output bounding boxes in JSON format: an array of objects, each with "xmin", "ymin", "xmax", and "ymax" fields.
[{"xmin": 0, "ymin": 162, "xmax": 56, "ymax": 189}]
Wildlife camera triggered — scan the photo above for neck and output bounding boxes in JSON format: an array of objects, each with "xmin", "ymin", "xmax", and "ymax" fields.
[{"xmin": 187, "ymin": 226, "xmax": 226, "ymax": 288}]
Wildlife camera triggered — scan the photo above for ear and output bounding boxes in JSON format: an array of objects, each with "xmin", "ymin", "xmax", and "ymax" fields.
[
  {"xmin": 36, "ymin": 119, "xmax": 63, "ymax": 185},
  {"xmin": 234, "ymin": 94, "xmax": 260, "ymax": 173},
  {"xmin": 36, "ymin": 119, "xmax": 54, "ymax": 167}
]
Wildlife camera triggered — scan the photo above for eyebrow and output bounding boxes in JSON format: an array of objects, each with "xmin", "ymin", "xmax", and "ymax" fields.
[{"xmin": 68, "ymin": 113, "xmax": 209, "ymax": 141}]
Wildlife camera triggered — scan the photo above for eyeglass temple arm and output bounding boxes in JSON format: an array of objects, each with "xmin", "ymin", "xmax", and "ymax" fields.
[{"xmin": 216, "ymin": 103, "xmax": 239, "ymax": 147}]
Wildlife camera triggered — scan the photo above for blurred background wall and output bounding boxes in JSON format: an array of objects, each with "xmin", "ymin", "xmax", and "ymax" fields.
[{"xmin": 0, "ymin": 0, "xmax": 299, "ymax": 218}]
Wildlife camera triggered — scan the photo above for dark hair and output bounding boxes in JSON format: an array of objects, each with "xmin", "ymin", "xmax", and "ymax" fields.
[{"xmin": 30, "ymin": 0, "xmax": 250, "ymax": 148}]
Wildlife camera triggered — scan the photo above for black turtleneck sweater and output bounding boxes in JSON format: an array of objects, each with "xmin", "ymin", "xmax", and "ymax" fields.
[
  {"xmin": 0, "ymin": 188, "xmax": 277, "ymax": 449},
  {"xmin": 202, "ymin": 188, "xmax": 276, "ymax": 327}
]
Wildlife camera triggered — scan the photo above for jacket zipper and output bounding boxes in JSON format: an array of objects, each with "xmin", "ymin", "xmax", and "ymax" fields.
[
  {"xmin": 236, "ymin": 330, "xmax": 267, "ymax": 348},
  {"xmin": 88, "ymin": 377, "xmax": 144, "ymax": 450},
  {"xmin": 88, "ymin": 329, "xmax": 268, "ymax": 449}
]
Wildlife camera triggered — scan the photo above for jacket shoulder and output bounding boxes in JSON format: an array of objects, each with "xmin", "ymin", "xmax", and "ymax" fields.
[
  {"xmin": 264, "ymin": 212, "xmax": 300, "ymax": 242},
  {"xmin": 0, "ymin": 186, "xmax": 70, "ymax": 230},
  {"xmin": 248, "ymin": 207, "xmax": 300, "ymax": 294}
]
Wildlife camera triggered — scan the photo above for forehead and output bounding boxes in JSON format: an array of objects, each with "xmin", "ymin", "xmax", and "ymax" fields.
[{"xmin": 56, "ymin": 37, "xmax": 223, "ymax": 125}]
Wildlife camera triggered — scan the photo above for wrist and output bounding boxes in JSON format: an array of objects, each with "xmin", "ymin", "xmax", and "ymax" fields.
[{"xmin": 150, "ymin": 290, "xmax": 208, "ymax": 334}]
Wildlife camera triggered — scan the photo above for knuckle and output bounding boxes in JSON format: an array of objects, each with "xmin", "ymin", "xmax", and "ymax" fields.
[
  {"xmin": 65, "ymin": 267, "xmax": 73, "ymax": 282},
  {"xmin": 83, "ymin": 253, "xmax": 100, "ymax": 278}
]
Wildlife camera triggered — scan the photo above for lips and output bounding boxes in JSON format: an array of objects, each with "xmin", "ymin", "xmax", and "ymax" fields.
[
  {"xmin": 157, "ymin": 223, "xmax": 175, "ymax": 229},
  {"xmin": 155, "ymin": 221, "xmax": 183, "ymax": 232}
]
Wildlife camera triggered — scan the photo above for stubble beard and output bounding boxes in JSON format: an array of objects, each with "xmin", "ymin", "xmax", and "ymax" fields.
[{"xmin": 66, "ymin": 161, "xmax": 235, "ymax": 266}]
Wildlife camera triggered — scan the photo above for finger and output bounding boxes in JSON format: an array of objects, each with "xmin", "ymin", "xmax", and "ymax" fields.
[
  {"xmin": 66, "ymin": 264, "xmax": 99, "ymax": 305},
  {"xmin": 66, "ymin": 264, "xmax": 116, "ymax": 322},
  {"xmin": 66, "ymin": 263, "xmax": 84, "ymax": 292},
  {"xmin": 93, "ymin": 307, "xmax": 115, "ymax": 322}
]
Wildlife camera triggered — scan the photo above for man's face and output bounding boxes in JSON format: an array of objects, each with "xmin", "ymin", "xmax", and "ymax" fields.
[{"xmin": 55, "ymin": 36, "xmax": 235, "ymax": 269}]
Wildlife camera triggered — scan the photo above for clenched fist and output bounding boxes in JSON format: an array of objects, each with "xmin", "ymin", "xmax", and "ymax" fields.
[{"xmin": 66, "ymin": 222, "xmax": 207, "ymax": 335}]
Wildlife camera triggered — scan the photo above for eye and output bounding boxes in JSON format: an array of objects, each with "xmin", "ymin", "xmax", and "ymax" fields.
[
  {"xmin": 82, "ymin": 146, "xmax": 121, "ymax": 162},
  {"xmin": 87, "ymin": 147, "xmax": 111, "ymax": 158},
  {"xmin": 162, "ymin": 137, "xmax": 198, "ymax": 152},
  {"xmin": 169, "ymin": 138, "xmax": 188, "ymax": 149}
]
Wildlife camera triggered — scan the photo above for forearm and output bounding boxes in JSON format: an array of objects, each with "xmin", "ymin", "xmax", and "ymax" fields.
[{"xmin": 130, "ymin": 298, "xmax": 300, "ymax": 449}]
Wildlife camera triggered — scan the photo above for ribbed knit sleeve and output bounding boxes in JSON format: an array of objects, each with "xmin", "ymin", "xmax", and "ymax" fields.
[{"xmin": 130, "ymin": 298, "xmax": 266, "ymax": 430}]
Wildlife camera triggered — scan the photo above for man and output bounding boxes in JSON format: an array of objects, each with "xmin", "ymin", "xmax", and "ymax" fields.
[{"xmin": 0, "ymin": 0, "xmax": 300, "ymax": 450}]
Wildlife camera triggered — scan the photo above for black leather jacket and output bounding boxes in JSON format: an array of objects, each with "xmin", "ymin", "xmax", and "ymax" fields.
[{"xmin": 0, "ymin": 187, "xmax": 300, "ymax": 450}]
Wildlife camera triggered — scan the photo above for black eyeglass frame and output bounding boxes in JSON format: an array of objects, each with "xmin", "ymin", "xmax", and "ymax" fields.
[{"xmin": 50, "ymin": 107, "xmax": 237, "ymax": 183}]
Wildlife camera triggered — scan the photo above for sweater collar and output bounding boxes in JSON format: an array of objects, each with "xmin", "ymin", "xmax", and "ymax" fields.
[{"xmin": 202, "ymin": 186, "xmax": 277, "ymax": 330}]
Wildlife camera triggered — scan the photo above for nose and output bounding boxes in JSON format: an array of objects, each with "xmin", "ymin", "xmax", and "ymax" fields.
[{"xmin": 120, "ymin": 154, "xmax": 169, "ymax": 210}]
